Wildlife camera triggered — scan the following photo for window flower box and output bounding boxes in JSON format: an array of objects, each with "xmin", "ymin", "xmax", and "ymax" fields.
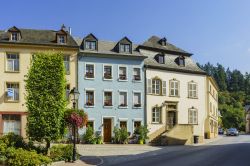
[
  {"xmin": 133, "ymin": 75, "xmax": 141, "ymax": 81},
  {"xmin": 86, "ymin": 101, "xmax": 94, "ymax": 106},
  {"xmin": 104, "ymin": 73, "xmax": 112, "ymax": 79},
  {"xmin": 85, "ymin": 72, "xmax": 94, "ymax": 78},
  {"xmin": 134, "ymin": 103, "xmax": 141, "ymax": 108},
  {"xmin": 119, "ymin": 74, "xmax": 127, "ymax": 80}
]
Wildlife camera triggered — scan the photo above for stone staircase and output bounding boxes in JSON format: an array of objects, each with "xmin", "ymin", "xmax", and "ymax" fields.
[{"xmin": 149, "ymin": 124, "xmax": 194, "ymax": 146}]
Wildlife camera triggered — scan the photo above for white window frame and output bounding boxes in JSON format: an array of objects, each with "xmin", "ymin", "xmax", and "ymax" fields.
[
  {"xmin": 85, "ymin": 41, "xmax": 96, "ymax": 50},
  {"xmin": 64, "ymin": 55, "xmax": 70, "ymax": 75},
  {"xmin": 6, "ymin": 53, "xmax": 19, "ymax": 72},
  {"xmin": 118, "ymin": 118, "xmax": 128, "ymax": 129},
  {"xmin": 84, "ymin": 88, "xmax": 95, "ymax": 108},
  {"xmin": 5, "ymin": 82, "xmax": 19, "ymax": 102},
  {"xmin": 132, "ymin": 67, "xmax": 141, "ymax": 82},
  {"xmin": 118, "ymin": 90, "xmax": 128, "ymax": 109},
  {"xmin": 169, "ymin": 79, "xmax": 180, "ymax": 97},
  {"xmin": 132, "ymin": 119, "xmax": 142, "ymax": 131},
  {"xmin": 188, "ymin": 81, "xmax": 198, "ymax": 98},
  {"xmin": 11, "ymin": 32, "xmax": 19, "ymax": 41},
  {"xmin": 65, "ymin": 84, "xmax": 70, "ymax": 101},
  {"xmin": 188, "ymin": 108, "xmax": 198, "ymax": 124},
  {"xmin": 118, "ymin": 65, "xmax": 128, "ymax": 81},
  {"xmin": 103, "ymin": 89, "xmax": 113, "ymax": 108},
  {"xmin": 152, "ymin": 79, "xmax": 161, "ymax": 95},
  {"xmin": 85, "ymin": 63, "xmax": 95, "ymax": 80},
  {"xmin": 58, "ymin": 35, "xmax": 66, "ymax": 44},
  {"xmin": 132, "ymin": 91, "xmax": 142, "ymax": 109},
  {"xmin": 152, "ymin": 107, "xmax": 161, "ymax": 124},
  {"xmin": 120, "ymin": 44, "xmax": 130, "ymax": 53},
  {"xmin": 103, "ymin": 64, "xmax": 113, "ymax": 81}
]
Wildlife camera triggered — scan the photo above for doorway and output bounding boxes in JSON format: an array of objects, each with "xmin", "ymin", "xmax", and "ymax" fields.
[{"xmin": 103, "ymin": 118, "xmax": 112, "ymax": 142}]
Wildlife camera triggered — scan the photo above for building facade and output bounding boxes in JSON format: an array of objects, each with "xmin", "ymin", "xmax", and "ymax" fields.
[
  {"xmin": 0, "ymin": 26, "xmax": 78, "ymax": 138},
  {"xmin": 76, "ymin": 34, "xmax": 146, "ymax": 142},
  {"xmin": 138, "ymin": 36, "xmax": 207, "ymax": 144},
  {"xmin": 204, "ymin": 76, "xmax": 219, "ymax": 139}
]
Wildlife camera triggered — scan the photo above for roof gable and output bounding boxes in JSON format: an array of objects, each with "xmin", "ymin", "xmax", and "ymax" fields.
[
  {"xmin": 83, "ymin": 33, "xmax": 98, "ymax": 41},
  {"xmin": 8, "ymin": 26, "xmax": 20, "ymax": 32}
]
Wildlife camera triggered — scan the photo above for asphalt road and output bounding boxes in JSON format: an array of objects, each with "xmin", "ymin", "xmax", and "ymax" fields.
[{"xmin": 108, "ymin": 135, "xmax": 250, "ymax": 166}]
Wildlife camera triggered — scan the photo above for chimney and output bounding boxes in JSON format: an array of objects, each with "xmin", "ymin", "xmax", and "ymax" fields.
[{"xmin": 68, "ymin": 27, "xmax": 72, "ymax": 35}]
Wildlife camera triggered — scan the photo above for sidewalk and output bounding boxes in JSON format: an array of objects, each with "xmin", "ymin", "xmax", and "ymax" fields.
[
  {"xmin": 193, "ymin": 135, "xmax": 223, "ymax": 146},
  {"xmin": 51, "ymin": 156, "xmax": 103, "ymax": 166}
]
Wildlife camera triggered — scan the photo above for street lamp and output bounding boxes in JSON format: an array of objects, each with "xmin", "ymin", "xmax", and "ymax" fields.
[{"xmin": 69, "ymin": 87, "xmax": 80, "ymax": 162}]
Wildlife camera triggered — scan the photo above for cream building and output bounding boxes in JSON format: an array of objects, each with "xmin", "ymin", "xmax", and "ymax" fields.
[
  {"xmin": 0, "ymin": 26, "xmax": 78, "ymax": 138},
  {"xmin": 204, "ymin": 76, "xmax": 219, "ymax": 139},
  {"xmin": 139, "ymin": 36, "xmax": 207, "ymax": 145}
]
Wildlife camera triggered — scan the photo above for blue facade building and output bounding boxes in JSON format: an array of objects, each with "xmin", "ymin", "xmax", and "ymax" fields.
[{"xmin": 76, "ymin": 34, "xmax": 146, "ymax": 142}]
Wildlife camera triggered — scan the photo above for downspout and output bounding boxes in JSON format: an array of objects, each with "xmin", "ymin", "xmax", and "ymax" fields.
[{"xmin": 144, "ymin": 64, "xmax": 148, "ymax": 126}]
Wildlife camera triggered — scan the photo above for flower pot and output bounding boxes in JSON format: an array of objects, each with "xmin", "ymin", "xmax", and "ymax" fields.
[{"xmin": 139, "ymin": 139, "xmax": 144, "ymax": 145}]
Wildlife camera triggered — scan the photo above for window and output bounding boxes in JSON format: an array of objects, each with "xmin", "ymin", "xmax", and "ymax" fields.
[
  {"xmin": 65, "ymin": 84, "xmax": 70, "ymax": 100},
  {"xmin": 152, "ymin": 107, "xmax": 161, "ymax": 123},
  {"xmin": 6, "ymin": 83, "xmax": 19, "ymax": 101},
  {"xmin": 11, "ymin": 32, "xmax": 18, "ymax": 41},
  {"xmin": 210, "ymin": 102, "xmax": 212, "ymax": 113},
  {"xmin": 85, "ymin": 64, "xmax": 94, "ymax": 78},
  {"xmin": 86, "ymin": 121, "xmax": 94, "ymax": 129},
  {"xmin": 120, "ymin": 44, "xmax": 130, "ymax": 53},
  {"xmin": 85, "ymin": 41, "xmax": 96, "ymax": 50},
  {"xmin": 155, "ymin": 54, "xmax": 165, "ymax": 64},
  {"xmin": 133, "ymin": 68, "xmax": 141, "ymax": 81},
  {"xmin": 6, "ymin": 53, "xmax": 19, "ymax": 72},
  {"xmin": 64, "ymin": 55, "xmax": 70, "ymax": 74},
  {"xmin": 152, "ymin": 79, "xmax": 161, "ymax": 95},
  {"xmin": 179, "ymin": 56, "xmax": 185, "ymax": 66},
  {"xmin": 58, "ymin": 35, "xmax": 66, "ymax": 44},
  {"xmin": 188, "ymin": 108, "xmax": 198, "ymax": 124},
  {"xmin": 103, "ymin": 65, "xmax": 112, "ymax": 79},
  {"xmin": 133, "ymin": 92, "xmax": 142, "ymax": 108},
  {"xmin": 188, "ymin": 82, "xmax": 198, "ymax": 98},
  {"xmin": 134, "ymin": 121, "xmax": 141, "ymax": 130},
  {"xmin": 104, "ymin": 91, "xmax": 112, "ymax": 107},
  {"xmin": 170, "ymin": 80, "xmax": 179, "ymax": 97},
  {"xmin": 119, "ymin": 66, "xmax": 127, "ymax": 80},
  {"xmin": 119, "ymin": 91, "xmax": 128, "ymax": 107},
  {"xmin": 3, "ymin": 115, "xmax": 21, "ymax": 135},
  {"xmin": 85, "ymin": 90, "xmax": 94, "ymax": 106},
  {"xmin": 120, "ymin": 121, "xmax": 127, "ymax": 129}
]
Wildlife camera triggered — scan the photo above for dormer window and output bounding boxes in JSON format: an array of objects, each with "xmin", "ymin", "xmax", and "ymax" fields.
[
  {"xmin": 178, "ymin": 56, "xmax": 185, "ymax": 66},
  {"xmin": 85, "ymin": 41, "xmax": 96, "ymax": 50},
  {"xmin": 120, "ymin": 44, "xmax": 130, "ymax": 53},
  {"xmin": 11, "ymin": 32, "xmax": 19, "ymax": 41},
  {"xmin": 160, "ymin": 37, "xmax": 167, "ymax": 46},
  {"xmin": 58, "ymin": 35, "xmax": 66, "ymax": 44},
  {"xmin": 155, "ymin": 54, "xmax": 165, "ymax": 64}
]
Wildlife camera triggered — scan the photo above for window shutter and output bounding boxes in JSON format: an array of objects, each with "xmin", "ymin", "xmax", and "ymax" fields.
[
  {"xmin": 162, "ymin": 81, "xmax": 166, "ymax": 96},
  {"xmin": 147, "ymin": 79, "xmax": 152, "ymax": 94}
]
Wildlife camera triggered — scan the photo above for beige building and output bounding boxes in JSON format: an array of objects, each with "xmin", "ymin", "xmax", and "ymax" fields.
[
  {"xmin": 0, "ymin": 26, "xmax": 78, "ymax": 138},
  {"xmin": 204, "ymin": 76, "xmax": 219, "ymax": 139},
  {"xmin": 245, "ymin": 105, "xmax": 250, "ymax": 133},
  {"xmin": 138, "ymin": 36, "xmax": 207, "ymax": 145}
]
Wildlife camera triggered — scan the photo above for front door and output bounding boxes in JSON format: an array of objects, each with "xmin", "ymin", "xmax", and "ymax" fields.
[
  {"xmin": 167, "ymin": 111, "xmax": 176, "ymax": 129},
  {"xmin": 103, "ymin": 119, "xmax": 112, "ymax": 142}
]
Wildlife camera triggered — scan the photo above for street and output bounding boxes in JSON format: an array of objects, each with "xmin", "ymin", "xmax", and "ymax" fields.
[{"xmin": 98, "ymin": 135, "xmax": 250, "ymax": 166}]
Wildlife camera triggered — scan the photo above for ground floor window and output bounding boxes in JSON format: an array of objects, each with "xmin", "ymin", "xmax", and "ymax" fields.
[
  {"xmin": 188, "ymin": 108, "xmax": 198, "ymax": 124},
  {"xmin": 86, "ymin": 121, "xmax": 94, "ymax": 129},
  {"xmin": 2, "ymin": 114, "xmax": 21, "ymax": 135},
  {"xmin": 152, "ymin": 107, "xmax": 161, "ymax": 123},
  {"xmin": 120, "ymin": 121, "xmax": 127, "ymax": 129},
  {"xmin": 134, "ymin": 121, "xmax": 141, "ymax": 130}
]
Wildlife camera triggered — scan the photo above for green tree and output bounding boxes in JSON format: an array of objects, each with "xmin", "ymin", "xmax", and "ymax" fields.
[{"xmin": 25, "ymin": 52, "xmax": 66, "ymax": 151}]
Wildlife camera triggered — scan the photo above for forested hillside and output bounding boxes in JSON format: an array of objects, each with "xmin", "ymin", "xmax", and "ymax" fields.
[{"xmin": 198, "ymin": 63, "xmax": 250, "ymax": 131}]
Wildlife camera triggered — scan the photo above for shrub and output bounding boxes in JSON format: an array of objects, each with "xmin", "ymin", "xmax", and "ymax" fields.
[
  {"xmin": 113, "ymin": 127, "xmax": 129, "ymax": 144},
  {"xmin": 82, "ymin": 127, "xmax": 95, "ymax": 144},
  {"xmin": 0, "ymin": 133, "xmax": 26, "ymax": 148},
  {"xmin": 50, "ymin": 144, "xmax": 74, "ymax": 162},
  {"xmin": 95, "ymin": 132, "xmax": 103, "ymax": 144},
  {"xmin": 135, "ymin": 125, "xmax": 149, "ymax": 144},
  {"xmin": 6, "ymin": 147, "xmax": 51, "ymax": 166}
]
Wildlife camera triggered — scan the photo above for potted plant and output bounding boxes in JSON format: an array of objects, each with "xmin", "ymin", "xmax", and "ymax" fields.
[{"xmin": 137, "ymin": 125, "xmax": 149, "ymax": 144}]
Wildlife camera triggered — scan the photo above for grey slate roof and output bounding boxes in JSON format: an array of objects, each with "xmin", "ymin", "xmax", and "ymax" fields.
[
  {"xmin": 0, "ymin": 28, "xmax": 78, "ymax": 48},
  {"xmin": 75, "ymin": 38, "xmax": 146, "ymax": 58},
  {"xmin": 140, "ymin": 36, "xmax": 206, "ymax": 74},
  {"xmin": 141, "ymin": 36, "xmax": 192, "ymax": 55}
]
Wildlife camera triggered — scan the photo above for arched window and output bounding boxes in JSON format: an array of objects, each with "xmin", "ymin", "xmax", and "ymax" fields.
[{"xmin": 152, "ymin": 78, "xmax": 162, "ymax": 95}]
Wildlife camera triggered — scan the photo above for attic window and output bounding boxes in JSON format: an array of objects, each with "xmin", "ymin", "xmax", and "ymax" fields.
[
  {"xmin": 120, "ymin": 44, "xmax": 130, "ymax": 53},
  {"xmin": 58, "ymin": 35, "xmax": 66, "ymax": 44},
  {"xmin": 85, "ymin": 41, "xmax": 96, "ymax": 50},
  {"xmin": 178, "ymin": 56, "xmax": 185, "ymax": 66},
  {"xmin": 155, "ymin": 54, "xmax": 165, "ymax": 64},
  {"xmin": 11, "ymin": 32, "xmax": 19, "ymax": 41},
  {"xmin": 160, "ymin": 37, "xmax": 167, "ymax": 46}
]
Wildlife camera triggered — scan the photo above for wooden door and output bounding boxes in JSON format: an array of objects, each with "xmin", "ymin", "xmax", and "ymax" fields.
[{"xmin": 103, "ymin": 119, "xmax": 112, "ymax": 142}]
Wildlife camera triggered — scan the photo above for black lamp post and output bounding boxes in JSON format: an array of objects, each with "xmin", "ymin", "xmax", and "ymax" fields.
[{"xmin": 69, "ymin": 87, "xmax": 80, "ymax": 162}]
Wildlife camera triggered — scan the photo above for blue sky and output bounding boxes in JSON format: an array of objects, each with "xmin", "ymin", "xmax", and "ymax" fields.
[{"xmin": 1, "ymin": 0, "xmax": 250, "ymax": 73}]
